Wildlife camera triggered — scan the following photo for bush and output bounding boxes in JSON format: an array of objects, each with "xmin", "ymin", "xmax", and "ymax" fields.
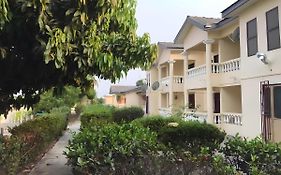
[
  {"xmin": 33, "ymin": 86, "xmax": 81, "ymax": 114},
  {"xmin": 213, "ymin": 135, "xmax": 281, "ymax": 175},
  {"xmin": 134, "ymin": 116, "xmax": 225, "ymax": 153},
  {"xmin": 112, "ymin": 106, "xmax": 144, "ymax": 123},
  {"xmin": 0, "ymin": 107, "xmax": 68, "ymax": 174},
  {"xmin": 80, "ymin": 104, "xmax": 115, "ymax": 128},
  {"xmin": 65, "ymin": 123, "xmax": 160, "ymax": 174}
]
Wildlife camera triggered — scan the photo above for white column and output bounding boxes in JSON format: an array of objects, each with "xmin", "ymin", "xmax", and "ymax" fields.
[
  {"xmin": 204, "ymin": 39, "xmax": 215, "ymax": 123},
  {"xmin": 158, "ymin": 66, "xmax": 162, "ymax": 111},
  {"xmin": 168, "ymin": 60, "xmax": 175, "ymax": 110},
  {"xmin": 183, "ymin": 50, "xmax": 189, "ymax": 110}
]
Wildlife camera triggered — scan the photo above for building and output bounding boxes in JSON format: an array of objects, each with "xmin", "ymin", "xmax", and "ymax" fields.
[
  {"xmin": 146, "ymin": 0, "xmax": 281, "ymax": 142},
  {"xmin": 105, "ymin": 85, "xmax": 146, "ymax": 110}
]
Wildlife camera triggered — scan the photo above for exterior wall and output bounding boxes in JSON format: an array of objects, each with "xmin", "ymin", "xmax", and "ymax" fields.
[
  {"xmin": 188, "ymin": 51, "xmax": 205, "ymax": 66},
  {"xmin": 104, "ymin": 95, "xmax": 117, "ymax": 106},
  {"xmin": 173, "ymin": 92, "xmax": 184, "ymax": 108},
  {"xmin": 194, "ymin": 91, "xmax": 207, "ymax": 112},
  {"xmin": 219, "ymin": 38, "xmax": 240, "ymax": 62},
  {"xmin": 161, "ymin": 93, "xmax": 169, "ymax": 108},
  {"xmin": 147, "ymin": 91, "xmax": 159, "ymax": 115},
  {"xmin": 174, "ymin": 60, "xmax": 184, "ymax": 76},
  {"xmin": 239, "ymin": 0, "xmax": 281, "ymax": 80},
  {"xmin": 183, "ymin": 26, "xmax": 208, "ymax": 50},
  {"xmin": 221, "ymin": 86, "xmax": 242, "ymax": 113},
  {"xmin": 159, "ymin": 50, "xmax": 170, "ymax": 65}
]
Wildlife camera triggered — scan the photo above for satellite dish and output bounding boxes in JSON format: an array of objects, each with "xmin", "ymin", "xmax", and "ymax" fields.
[
  {"xmin": 228, "ymin": 27, "xmax": 240, "ymax": 43},
  {"xmin": 152, "ymin": 81, "xmax": 160, "ymax": 91}
]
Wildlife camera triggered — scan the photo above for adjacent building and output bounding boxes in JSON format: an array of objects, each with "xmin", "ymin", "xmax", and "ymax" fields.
[{"xmin": 146, "ymin": 0, "xmax": 281, "ymax": 142}]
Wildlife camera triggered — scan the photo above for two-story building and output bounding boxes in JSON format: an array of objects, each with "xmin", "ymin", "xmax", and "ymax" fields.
[{"xmin": 146, "ymin": 0, "xmax": 281, "ymax": 142}]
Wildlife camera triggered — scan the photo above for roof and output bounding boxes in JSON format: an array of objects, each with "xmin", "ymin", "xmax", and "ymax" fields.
[
  {"xmin": 174, "ymin": 16, "xmax": 221, "ymax": 43},
  {"xmin": 109, "ymin": 85, "xmax": 143, "ymax": 94},
  {"xmin": 158, "ymin": 42, "xmax": 183, "ymax": 50},
  {"xmin": 221, "ymin": 0, "xmax": 258, "ymax": 18}
]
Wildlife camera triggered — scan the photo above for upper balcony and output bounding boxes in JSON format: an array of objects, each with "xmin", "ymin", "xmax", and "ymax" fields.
[
  {"xmin": 185, "ymin": 36, "xmax": 241, "ymax": 89},
  {"xmin": 160, "ymin": 76, "xmax": 184, "ymax": 92}
]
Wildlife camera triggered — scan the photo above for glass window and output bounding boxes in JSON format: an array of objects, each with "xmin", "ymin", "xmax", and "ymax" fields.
[
  {"xmin": 247, "ymin": 18, "xmax": 258, "ymax": 56},
  {"xmin": 266, "ymin": 7, "xmax": 280, "ymax": 51}
]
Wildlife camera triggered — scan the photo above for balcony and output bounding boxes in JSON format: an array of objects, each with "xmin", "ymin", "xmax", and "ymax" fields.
[
  {"xmin": 186, "ymin": 58, "xmax": 241, "ymax": 89},
  {"xmin": 160, "ymin": 76, "xmax": 184, "ymax": 92},
  {"xmin": 184, "ymin": 112, "xmax": 207, "ymax": 123},
  {"xmin": 159, "ymin": 107, "xmax": 172, "ymax": 116},
  {"xmin": 213, "ymin": 113, "xmax": 242, "ymax": 136}
]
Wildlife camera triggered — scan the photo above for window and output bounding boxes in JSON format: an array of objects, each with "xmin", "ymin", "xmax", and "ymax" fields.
[
  {"xmin": 247, "ymin": 18, "xmax": 258, "ymax": 56},
  {"xmin": 274, "ymin": 86, "xmax": 281, "ymax": 118},
  {"xmin": 266, "ymin": 7, "xmax": 280, "ymax": 51},
  {"xmin": 213, "ymin": 55, "xmax": 219, "ymax": 63},
  {"xmin": 188, "ymin": 93, "xmax": 195, "ymax": 109},
  {"xmin": 188, "ymin": 63, "xmax": 195, "ymax": 69}
]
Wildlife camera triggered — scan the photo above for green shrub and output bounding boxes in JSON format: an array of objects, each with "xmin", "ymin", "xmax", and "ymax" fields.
[
  {"xmin": 134, "ymin": 116, "xmax": 225, "ymax": 153},
  {"xmin": 112, "ymin": 106, "xmax": 144, "ymax": 123},
  {"xmin": 215, "ymin": 135, "xmax": 281, "ymax": 174},
  {"xmin": 80, "ymin": 104, "xmax": 115, "ymax": 128},
  {"xmin": 33, "ymin": 86, "xmax": 81, "ymax": 113},
  {"xmin": 65, "ymin": 123, "xmax": 160, "ymax": 174},
  {"xmin": 0, "ymin": 107, "xmax": 68, "ymax": 174}
]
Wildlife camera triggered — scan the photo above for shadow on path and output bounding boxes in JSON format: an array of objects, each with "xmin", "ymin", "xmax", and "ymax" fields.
[{"xmin": 29, "ymin": 119, "xmax": 80, "ymax": 175}]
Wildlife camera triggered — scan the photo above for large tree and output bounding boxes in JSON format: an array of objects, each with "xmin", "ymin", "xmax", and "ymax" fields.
[{"xmin": 0, "ymin": 0, "xmax": 156, "ymax": 114}]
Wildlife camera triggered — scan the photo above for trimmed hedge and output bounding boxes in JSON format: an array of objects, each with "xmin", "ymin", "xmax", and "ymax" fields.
[
  {"xmin": 0, "ymin": 107, "xmax": 69, "ymax": 175},
  {"xmin": 134, "ymin": 115, "xmax": 225, "ymax": 153},
  {"xmin": 65, "ymin": 123, "xmax": 160, "ymax": 174},
  {"xmin": 112, "ymin": 106, "xmax": 144, "ymax": 123},
  {"xmin": 80, "ymin": 104, "xmax": 115, "ymax": 128}
]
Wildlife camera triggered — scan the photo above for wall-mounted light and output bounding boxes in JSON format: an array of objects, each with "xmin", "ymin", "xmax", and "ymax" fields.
[{"xmin": 256, "ymin": 52, "xmax": 269, "ymax": 64}]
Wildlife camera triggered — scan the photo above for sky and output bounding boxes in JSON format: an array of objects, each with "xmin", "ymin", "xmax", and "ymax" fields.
[{"xmin": 96, "ymin": 0, "xmax": 237, "ymax": 97}]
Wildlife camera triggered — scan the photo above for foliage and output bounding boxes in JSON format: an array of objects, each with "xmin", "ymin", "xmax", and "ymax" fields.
[
  {"xmin": 0, "ymin": 0, "xmax": 156, "ymax": 115},
  {"xmin": 65, "ymin": 123, "xmax": 160, "ymax": 174},
  {"xmin": 134, "ymin": 116, "xmax": 225, "ymax": 153},
  {"xmin": 33, "ymin": 86, "xmax": 81, "ymax": 114},
  {"xmin": 80, "ymin": 104, "xmax": 115, "ymax": 128},
  {"xmin": 0, "ymin": 106, "xmax": 68, "ymax": 174},
  {"xmin": 214, "ymin": 135, "xmax": 281, "ymax": 175},
  {"xmin": 112, "ymin": 106, "xmax": 144, "ymax": 123}
]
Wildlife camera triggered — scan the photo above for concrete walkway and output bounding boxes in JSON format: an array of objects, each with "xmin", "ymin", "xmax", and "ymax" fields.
[{"xmin": 29, "ymin": 119, "xmax": 80, "ymax": 175}]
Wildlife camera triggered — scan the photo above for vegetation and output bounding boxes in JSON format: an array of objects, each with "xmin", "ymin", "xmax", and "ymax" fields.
[
  {"xmin": 0, "ymin": 106, "xmax": 69, "ymax": 174},
  {"xmin": 112, "ymin": 106, "xmax": 144, "ymax": 123},
  {"xmin": 0, "ymin": 0, "xmax": 156, "ymax": 115},
  {"xmin": 80, "ymin": 104, "xmax": 115, "ymax": 128},
  {"xmin": 211, "ymin": 135, "xmax": 281, "ymax": 175},
  {"xmin": 33, "ymin": 86, "xmax": 81, "ymax": 114}
]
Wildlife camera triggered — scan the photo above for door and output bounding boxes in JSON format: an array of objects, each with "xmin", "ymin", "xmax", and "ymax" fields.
[
  {"xmin": 146, "ymin": 96, "xmax": 149, "ymax": 114},
  {"xmin": 214, "ymin": 92, "xmax": 220, "ymax": 113}
]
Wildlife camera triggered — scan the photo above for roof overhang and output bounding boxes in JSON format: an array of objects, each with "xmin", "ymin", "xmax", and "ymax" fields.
[{"xmin": 221, "ymin": 0, "xmax": 259, "ymax": 18}]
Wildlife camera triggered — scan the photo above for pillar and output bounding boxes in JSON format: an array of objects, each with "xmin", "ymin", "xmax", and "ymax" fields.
[
  {"xmin": 168, "ymin": 60, "xmax": 175, "ymax": 110},
  {"xmin": 158, "ymin": 66, "xmax": 162, "ymax": 110},
  {"xmin": 204, "ymin": 39, "xmax": 215, "ymax": 123}
]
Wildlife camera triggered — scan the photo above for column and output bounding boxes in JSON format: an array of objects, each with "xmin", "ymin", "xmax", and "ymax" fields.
[
  {"xmin": 158, "ymin": 66, "xmax": 162, "ymax": 111},
  {"xmin": 183, "ymin": 50, "xmax": 189, "ymax": 111},
  {"xmin": 168, "ymin": 60, "xmax": 175, "ymax": 111},
  {"xmin": 204, "ymin": 39, "xmax": 215, "ymax": 123}
]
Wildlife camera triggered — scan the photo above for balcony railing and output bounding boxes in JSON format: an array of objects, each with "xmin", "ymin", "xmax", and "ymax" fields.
[
  {"xmin": 159, "ymin": 107, "xmax": 172, "ymax": 116},
  {"xmin": 184, "ymin": 112, "xmax": 207, "ymax": 122},
  {"xmin": 173, "ymin": 76, "xmax": 184, "ymax": 84},
  {"xmin": 161, "ymin": 76, "xmax": 184, "ymax": 86},
  {"xmin": 212, "ymin": 58, "xmax": 241, "ymax": 73},
  {"xmin": 187, "ymin": 65, "xmax": 206, "ymax": 77},
  {"xmin": 213, "ymin": 113, "xmax": 242, "ymax": 126},
  {"xmin": 187, "ymin": 58, "xmax": 241, "ymax": 77}
]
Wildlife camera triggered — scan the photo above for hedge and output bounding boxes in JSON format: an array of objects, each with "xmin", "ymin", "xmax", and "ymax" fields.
[
  {"xmin": 134, "ymin": 115, "xmax": 226, "ymax": 153},
  {"xmin": 0, "ymin": 107, "xmax": 69, "ymax": 175},
  {"xmin": 112, "ymin": 106, "xmax": 144, "ymax": 123},
  {"xmin": 80, "ymin": 104, "xmax": 115, "ymax": 128}
]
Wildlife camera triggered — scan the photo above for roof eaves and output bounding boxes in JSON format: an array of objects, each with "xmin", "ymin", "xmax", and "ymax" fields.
[{"xmin": 221, "ymin": 0, "xmax": 250, "ymax": 18}]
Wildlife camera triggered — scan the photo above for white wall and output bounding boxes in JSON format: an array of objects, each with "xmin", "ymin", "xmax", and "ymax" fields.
[{"xmin": 221, "ymin": 86, "xmax": 242, "ymax": 113}]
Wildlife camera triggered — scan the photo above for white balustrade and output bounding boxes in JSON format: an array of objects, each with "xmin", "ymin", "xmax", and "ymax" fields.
[
  {"xmin": 173, "ymin": 76, "xmax": 184, "ymax": 84},
  {"xmin": 213, "ymin": 113, "xmax": 242, "ymax": 126},
  {"xmin": 160, "ymin": 77, "xmax": 170, "ymax": 86},
  {"xmin": 187, "ymin": 58, "xmax": 241, "ymax": 77},
  {"xmin": 184, "ymin": 112, "xmax": 207, "ymax": 122},
  {"xmin": 187, "ymin": 65, "xmax": 206, "ymax": 77},
  {"xmin": 159, "ymin": 108, "xmax": 172, "ymax": 116}
]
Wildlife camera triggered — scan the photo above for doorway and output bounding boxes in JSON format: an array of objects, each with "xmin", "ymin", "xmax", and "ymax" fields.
[{"xmin": 214, "ymin": 92, "xmax": 220, "ymax": 113}]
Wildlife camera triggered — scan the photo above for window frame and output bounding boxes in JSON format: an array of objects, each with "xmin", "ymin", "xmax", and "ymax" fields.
[
  {"xmin": 266, "ymin": 7, "xmax": 281, "ymax": 51},
  {"xmin": 247, "ymin": 18, "xmax": 258, "ymax": 57}
]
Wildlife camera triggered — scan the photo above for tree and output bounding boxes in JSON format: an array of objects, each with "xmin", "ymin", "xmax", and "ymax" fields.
[{"xmin": 0, "ymin": 0, "xmax": 157, "ymax": 115}]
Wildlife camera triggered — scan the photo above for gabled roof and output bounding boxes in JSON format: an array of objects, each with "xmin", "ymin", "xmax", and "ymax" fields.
[
  {"xmin": 221, "ymin": 0, "xmax": 259, "ymax": 18},
  {"xmin": 158, "ymin": 42, "xmax": 183, "ymax": 50},
  {"xmin": 109, "ymin": 85, "xmax": 143, "ymax": 94},
  {"xmin": 174, "ymin": 16, "xmax": 221, "ymax": 44}
]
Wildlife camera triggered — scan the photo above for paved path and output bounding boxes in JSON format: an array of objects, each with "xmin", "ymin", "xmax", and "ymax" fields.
[{"xmin": 29, "ymin": 119, "xmax": 80, "ymax": 175}]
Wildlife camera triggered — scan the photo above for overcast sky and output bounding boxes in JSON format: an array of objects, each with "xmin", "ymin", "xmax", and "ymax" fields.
[{"xmin": 96, "ymin": 0, "xmax": 237, "ymax": 97}]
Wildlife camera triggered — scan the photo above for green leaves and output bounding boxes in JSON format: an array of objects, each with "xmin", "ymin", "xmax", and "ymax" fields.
[{"xmin": 0, "ymin": 0, "xmax": 10, "ymax": 30}]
